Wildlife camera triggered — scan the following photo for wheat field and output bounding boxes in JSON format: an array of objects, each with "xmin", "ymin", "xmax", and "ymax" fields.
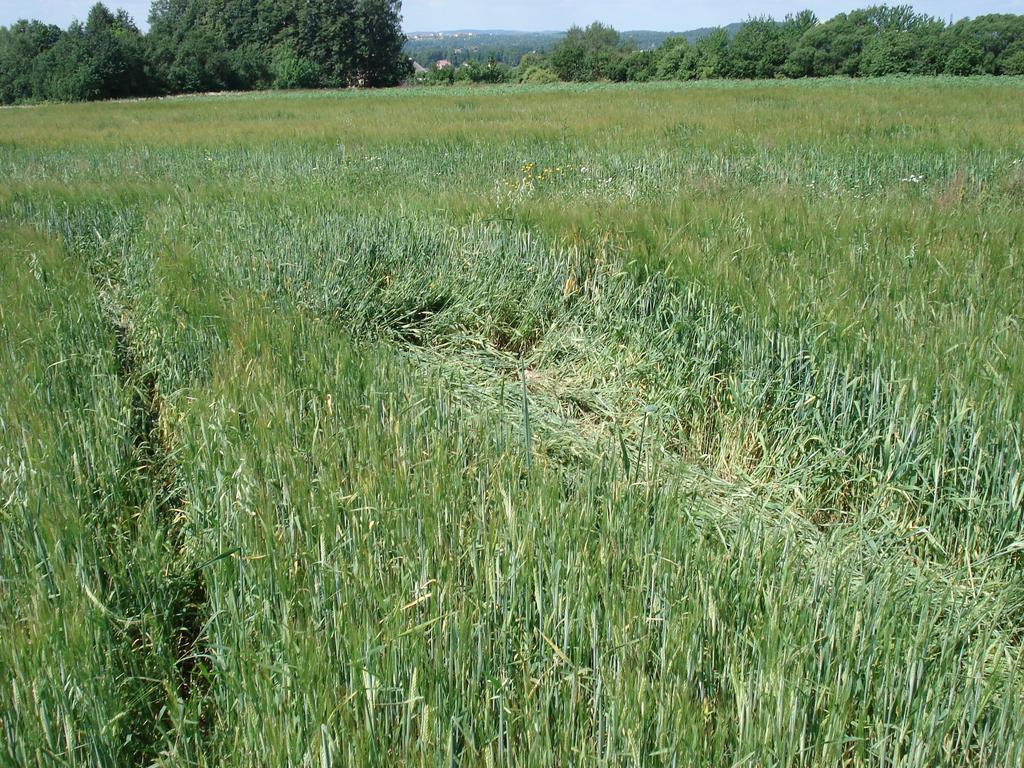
[{"xmin": 2, "ymin": 77, "xmax": 1023, "ymax": 766}]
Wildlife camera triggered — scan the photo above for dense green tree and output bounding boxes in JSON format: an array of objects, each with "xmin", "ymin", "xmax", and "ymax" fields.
[
  {"xmin": 270, "ymin": 41, "xmax": 318, "ymax": 88},
  {"xmin": 785, "ymin": 12, "xmax": 859, "ymax": 76},
  {"xmin": 29, "ymin": 23, "xmax": 99, "ymax": 100},
  {"xmin": 694, "ymin": 28, "xmax": 731, "ymax": 79},
  {"xmin": 859, "ymin": 10, "xmax": 945, "ymax": 75},
  {"xmin": 146, "ymin": 0, "xmax": 407, "ymax": 91},
  {"xmin": 0, "ymin": 20, "xmax": 62, "ymax": 103},
  {"xmin": 147, "ymin": 0, "xmax": 236, "ymax": 92},
  {"xmin": 943, "ymin": 15, "xmax": 1024, "ymax": 75},
  {"xmin": 549, "ymin": 26, "xmax": 591, "ymax": 81},
  {"xmin": 729, "ymin": 17, "xmax": 790, "ymax": 78},
  {"xmin": 354, "ymin": 0, "xmax": 410, "ymax": 86},
  {"xmin": 29, "ymin": 4, "xmax": 149, "ymax": 101},
  {"xmin": 783, "ymin": 10, "xmax": 819, "ymax": 40},
  {"xmin": 774, "ymin": 10, "xmax": 818, "ymax": 77},
  {"xmin": 619, "ymin": 50, "xmax": 657, "ymax": 82},
  {"xmin": 785, "ymin": 5, "xmax": 941, "ymax": 77},
  {"xmin": 294, "ymin": 0, "xmax": 358, "ymax": 86},
  {"xmin": 1002, "ymin": 43, "xmax": 1024, "ymax": 75},
  {"xmin": 654, "ymin": 36, "xmax": 698, "ymax": 80},
  {"xmin": 550, "ymin": 22, "xmax": 631, "ymax": 81},
  {"xmin": 516, "ymin": 63, "xmax": 559, "ymax": 84},
  {"xmin": 84, "ymin": 5, "xmax": 151, "ymax": 96},
  {"xmin": 942, "ymin": 37, "xmax": 985, "ymax": 75}
]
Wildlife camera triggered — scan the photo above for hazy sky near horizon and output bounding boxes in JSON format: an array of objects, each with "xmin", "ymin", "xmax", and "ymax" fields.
[{"xmin": 1, "ymin": 0, "xmax": 1020, "ymax": 32}]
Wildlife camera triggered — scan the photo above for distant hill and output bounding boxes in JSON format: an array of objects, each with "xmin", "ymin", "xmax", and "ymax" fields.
[
  {"xmin": 673, "ymin": 23, "xmax": 746, "ymax": 44},
  {"xmin": 404, "ymin": 31, "xmax": 563, "ymax": 67},
  {"xmin": 404, "ymin": 24, "xmax": 745, "ymax": 67},
  {"xmin": 624, "ymin": 25, "xmax": 744, "ymax": 49}
]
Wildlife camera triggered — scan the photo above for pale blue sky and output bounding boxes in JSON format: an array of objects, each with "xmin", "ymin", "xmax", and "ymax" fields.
[{"xmin": 1, "ymin": 0, "xmax": 1020, "ymax": 32}]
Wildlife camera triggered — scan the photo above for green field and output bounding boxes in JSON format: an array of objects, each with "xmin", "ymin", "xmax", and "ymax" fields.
[{"xmin": 2, "ymin": 78, "xmax": 1024, "ymax": 766}]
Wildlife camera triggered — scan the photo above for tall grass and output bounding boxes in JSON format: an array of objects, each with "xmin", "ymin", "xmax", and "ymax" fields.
[{"xmin": 2, "ymin": 78, "xmax": 1023, "ymax": 765}]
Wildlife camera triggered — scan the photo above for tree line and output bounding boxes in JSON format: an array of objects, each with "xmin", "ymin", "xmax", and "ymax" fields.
[
  {"xmin": 0, "ymin": 0, "xmax": 408, "ymax": 104},
  {"xmin": 3, "ymin": 3, "xmax": 1024, "ymax": 104},
  {"xmin": 417, "ymin": 8, "xmax": 1024, "ymax": 86}
]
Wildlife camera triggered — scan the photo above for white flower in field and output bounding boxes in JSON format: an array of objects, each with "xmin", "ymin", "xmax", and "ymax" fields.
[{"xmin": 901, "ymin": 174, "xmax": 924, "ymax": 184}]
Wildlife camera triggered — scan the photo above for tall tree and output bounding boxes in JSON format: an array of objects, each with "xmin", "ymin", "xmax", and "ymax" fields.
[
  {"xmin": 84, "ymin": 4, "xmax": 150, "ymax": 97},
  {"xmin": 730, "ymin": 17, "xmax": 791, "ymax": 78},
  {"xmin": 693, "ymin": 28, "xmax": 731, "ymax": 79},
  {"xmin": 295, "ymin": 0, "xmax": 358, "ymax": 86},
  {"xmin": 355, "ymin": 0, "xmax": 410, "ymax": 86},
  {"xmin": 29, "ymin": 4, "xmax": 149, "ymax": 101},
  {"xmin": 943, "ymin": 15, "xmax": 1024, "ymax": 75},
  {"xmin": 550, "ymin": 22, "xmax": 630, "ymax": 81},
  {"xmin": 860, "ymin": 11, "xmax": 945, "ymax": 76},
  {"xmin": 655, "ymin": 36, "xmax": 698, "ymax": 80},
  {"xmin": 147, "ymin": 0, "xmax": 236, "ymax": 92},
  {"xmin": 0, "ymin": 20, "xmax": 62, "ymax": 103}
]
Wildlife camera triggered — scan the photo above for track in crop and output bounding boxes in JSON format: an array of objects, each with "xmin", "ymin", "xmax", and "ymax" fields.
[
  {"xmin": 111, "ymin": 312, "xmax": 210, "ymax": 704},
  {"xmin": 81, "ymin": 254, "xmax": 215, "ymax": 760}
]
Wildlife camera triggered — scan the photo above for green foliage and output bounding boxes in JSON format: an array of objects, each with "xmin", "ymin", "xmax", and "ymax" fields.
[
  {"xmin": 694, "ymin": 27, "xmax": 731, "ymax": 79},
  {"xmin": 425, "ymin": 63, "xmax": 455, "ymax": 84},
  {"xmin": 655, "ymin": 36, "xmax": 698, "ymax": 80},
  {"xmin": 516, "ymin": 64, "xmax": 559, "ymax": 84},
  {"xmin": 729, "ymin": 17, "xmax": 790, "ymax": 78},
  {"xmin": 5, "ymin": 4, "xmax": 1024, "ymax": 103},
  {"xmin": 455, "ymin": 56, "xmax": 512, "ymax": 84},
  {"xmin": 354, "ymin": 0, "xmax": 411, "ymax": 86},
  {"xmin": 292, "ymin": 0, "xmax": 359, "ymax": 87},
  {"xmin": 502, "ymin": 8, "xmax": 1001, "ymax": 84},
  {"xmin": 0, "ymin": 0, "xmax": 408, "ymax": 103},
  {"xmin": 550, "ymin": 22, "xmax": 632, "ymax": 82},
  {"xmin": 0, "ymin": 20, "xmax": 62, "ymax": 103},
  {"xmin": 30, "ymin": 24, "xmax": 101, "ymax": 101},
  {"xmin": 860, "ymin": 18, "xmax": 946, "ymax": 76},
  {"xmin": 270, "ymin": 41, "xmax": 318, "ymax": 89},
  {"xmin": 783, "ymin": 5, "xmax": 943, "ymax": 77},
  {"xmin": 145, "ymin": 0, "xmax": 237, "ymax": 92},
  {"xmin": 146, "ymin": 0, "xmax": 409, "ymax": 89},
  {"xmin": 943, "ymin": 14, "xmax": 1024, "ymax": 75},
  {"xmin": 23, "ymin": 5, "xmax": 150, "ymax": 102},
  {"xmin": 619, "ymin": 49, "xmax": 657, "ymax": 82}
]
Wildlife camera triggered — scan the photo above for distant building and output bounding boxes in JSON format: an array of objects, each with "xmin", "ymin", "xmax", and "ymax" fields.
[
  {"xmin": 412, "ymin": 61, "xmax": 428, "ymax": 74},
  {"xmin": 435, "ymin": 59, "xmax": 453, "ymax": 70}
]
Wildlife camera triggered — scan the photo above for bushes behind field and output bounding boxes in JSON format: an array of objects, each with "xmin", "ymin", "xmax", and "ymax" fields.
[
  {"xmin": 3, "ymin": 3, "xmax": 1024, "ymax": 103},
  {"xmin": 547, "ymin": 12, "xmax": 1024, "ymax": 84},
  {"xmin": 419, "ymin": 11, "xmax": 1024, "ymax": 87},
  {"xmin": 0, "ymin": 0, "xmax": 410, "ymax": 104}
]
